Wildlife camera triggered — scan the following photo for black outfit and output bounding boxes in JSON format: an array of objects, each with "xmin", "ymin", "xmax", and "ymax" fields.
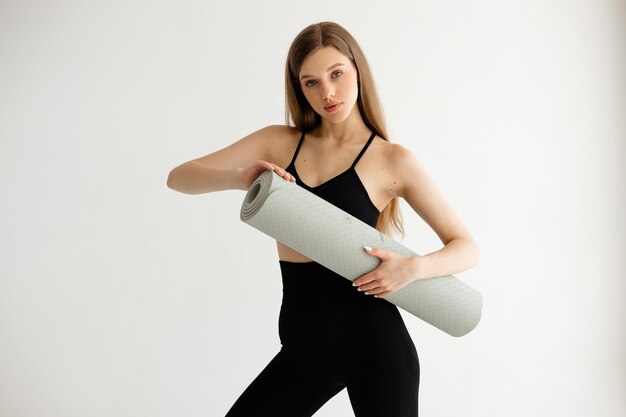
[{"xmin": 226, "ymin": 132, "xmax": 419, "ymax": 417}]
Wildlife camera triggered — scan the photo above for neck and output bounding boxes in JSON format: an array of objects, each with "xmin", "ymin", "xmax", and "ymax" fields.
[{"xmin": 317, "ymin": 104, "xmax": 370, "ymax": 143}]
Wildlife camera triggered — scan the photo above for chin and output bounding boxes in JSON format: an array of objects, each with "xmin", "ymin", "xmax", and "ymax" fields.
[
  {"xmin": 321, "ymin": 113, "xmax": 349, "ymax": 124},
  {"xmin": 320, "ymin": 104, "xmax": 355, "ymax": 123}
]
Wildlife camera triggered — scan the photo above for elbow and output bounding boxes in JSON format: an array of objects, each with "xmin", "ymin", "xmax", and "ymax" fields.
[
  {"xmin": 166, "ymin": 170, "xmax": 177, "ymax": 190},
  {"xmin": 166, "ymin": 168, "xmax": 185, "ymax": 193},
  {"xmin": 470, "ymin": 239, "xmax": 480, "ymax": 268},
  {"xmin": 454, "ymin": 235, "xmax": 480, "ymax": 269}
]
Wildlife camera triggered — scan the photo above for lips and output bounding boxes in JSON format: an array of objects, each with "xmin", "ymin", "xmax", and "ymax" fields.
[{"xmin": 324, "ymin": 102, "xmax": 342, "ymax": 112}]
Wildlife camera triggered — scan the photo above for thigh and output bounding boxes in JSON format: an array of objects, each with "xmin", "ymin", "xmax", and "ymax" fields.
[
  {"xmin": 225, "ymin": 348, "xmax": 344, "ymax": 417},
  {"xmin": 346, "ymin": 302, "xmax": 420, "ymax": 417},
  {"xmin": 346, "ymin": 365, "xmax": 419, "ymax": 417}
]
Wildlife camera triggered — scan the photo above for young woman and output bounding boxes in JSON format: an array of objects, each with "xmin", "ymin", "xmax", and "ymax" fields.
[{"xmin": 167, "ymin": 21, "xmax": 479, "ymax": 417}]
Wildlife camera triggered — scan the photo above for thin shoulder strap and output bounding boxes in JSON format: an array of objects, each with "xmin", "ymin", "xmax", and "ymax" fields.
[
  {"xmin": 288, "ymin": 132, "xmax": 306, "ymax": 167},
  {"xmin": 350, "ymin": 132, "xmax": 376, "ymax": 169}
]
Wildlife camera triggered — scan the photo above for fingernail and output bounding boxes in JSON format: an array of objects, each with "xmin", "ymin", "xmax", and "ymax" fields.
[
  {"xmin": 364, "ymin": 246, "xmax": 372, "ymax": 251},
  {"xmin": 352, "ymin": 283, "xmax": 356, "ymax": 287},
  {"xmin": 364, "ymin": 292, "xmax": 370, "ymax": 295}
]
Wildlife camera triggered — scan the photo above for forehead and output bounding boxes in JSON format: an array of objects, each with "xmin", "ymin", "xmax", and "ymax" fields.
[{"xmin": 299, "ymin": 46, "xmax": 353, "ymax": 77}]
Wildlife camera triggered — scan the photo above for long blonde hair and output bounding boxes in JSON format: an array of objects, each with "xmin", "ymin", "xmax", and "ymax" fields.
[{"xmin": 284, "ymin": 21, "xmax": 404, "ymax": 238}]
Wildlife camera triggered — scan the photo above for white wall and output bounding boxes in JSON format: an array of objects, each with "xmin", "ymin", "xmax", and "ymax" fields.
[{"xmin": 1, "ymin": 0, "xmax": 624, "ymax": 416}]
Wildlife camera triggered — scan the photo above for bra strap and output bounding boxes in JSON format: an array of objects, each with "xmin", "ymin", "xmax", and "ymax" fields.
[
  {"xmin": 288, "ymin": 132, "xmax": 306, "ymax": 167},
  {"xmin": 350, "ymin": 132, "xmax": 376, "ymax": 169}
]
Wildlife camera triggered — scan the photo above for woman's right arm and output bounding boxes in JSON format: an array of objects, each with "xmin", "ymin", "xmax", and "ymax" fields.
[{"xmin": 166, "ymin": 125, "xmax": 296, "ymax": 194}]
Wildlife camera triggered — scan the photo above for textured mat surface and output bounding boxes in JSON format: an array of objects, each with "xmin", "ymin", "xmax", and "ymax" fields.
[{"xmin": 240, "ymin": 170, "xmax": 482, "ymax": 337}]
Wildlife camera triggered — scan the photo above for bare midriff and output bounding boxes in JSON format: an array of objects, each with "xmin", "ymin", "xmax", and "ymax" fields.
[{"xmin": 276, "ymin": 241, "xmax": 315, "ymax": 263}]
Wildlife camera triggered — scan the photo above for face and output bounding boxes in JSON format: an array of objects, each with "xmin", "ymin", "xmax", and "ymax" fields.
[{"xmin": 298, "ymin": 46, "xmax": 360, "ymax": 123}]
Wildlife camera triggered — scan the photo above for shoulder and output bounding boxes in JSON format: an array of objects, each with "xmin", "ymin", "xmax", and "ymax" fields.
[
  {"xmin": 378, "ymin": 139, "xmax": 428, "ymax": 199},
  {"xmin": 188, "ymin": 124, "xmax": 300, "ymax": 171},
  {"xmin": 254, "ymin": 124, "xmax": 300, "ymax": 147},
  {"xmin": 254, "ymin": 124, "xmax": 301, "ymax": 141},
  {"xmin": 369, "ymin": 135, "xmax": 411, "ymax": 160},
  {"xmin": 252, "ymin": 125, "xmax": 304, "ymax": 166},
  {"xmin": 387, "ymin": 141, "xmax": 419, "ymax": 168},
  {"xmin": 229, "ymin": 124, "xmax": 298, "ymax": 157}
]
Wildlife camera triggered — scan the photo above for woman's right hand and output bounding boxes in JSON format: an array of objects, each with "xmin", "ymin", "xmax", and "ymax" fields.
[{"xmin": 239, "ymin": 160, "xmax": 296, "ymax": 190}]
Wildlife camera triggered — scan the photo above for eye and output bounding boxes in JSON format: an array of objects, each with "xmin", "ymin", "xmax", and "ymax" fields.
[
  {"xmin": 304, "ymin": 80, "xmax": 318, "ymax": 87},
  {"xmin": 331, "ymin": 70, "xmax": 343, "ymax": 78}
]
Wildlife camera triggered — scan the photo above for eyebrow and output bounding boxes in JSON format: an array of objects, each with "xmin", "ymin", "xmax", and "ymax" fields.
[{"xmin": 299, "ymin": 63, "xmax": 345, "ymax": 80}]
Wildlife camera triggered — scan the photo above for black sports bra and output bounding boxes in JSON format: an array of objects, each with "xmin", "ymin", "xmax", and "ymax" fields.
[{"xmin": 285, "ymin": 131, "xmax": 380, "ymax": 228}]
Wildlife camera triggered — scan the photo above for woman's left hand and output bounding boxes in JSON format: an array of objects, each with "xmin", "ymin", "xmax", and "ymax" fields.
[{"xmin": 352, "ymin": 246, "xmax": 420, "ymax": 298}]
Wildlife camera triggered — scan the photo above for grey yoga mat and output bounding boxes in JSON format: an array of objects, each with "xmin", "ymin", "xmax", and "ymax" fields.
[{"xmin": 240, "ymin": 170, "xmax": 482, "ymax": 337}]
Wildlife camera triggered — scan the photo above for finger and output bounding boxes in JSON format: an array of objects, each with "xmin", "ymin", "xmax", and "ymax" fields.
[
  {"xmin": 367, "ymin": 281, "xmax": 390, "ymax": 295},
  {"xmin": 269, "ymin": 164, "xmax": 292, "ymax": 181},
  {"xmin": 276, "ymin": 167, "xmax": 294, "ymax": 181},
  {"xmin": 352, "ymin": 275, "xmax": 376, "ymax": 287},
  {"xmin": 364, "ymin": 246, "xmax": 385, "ymax": 259},
  {"xmin": 372, "ymin": 283, "xmax": 399, "ymax": 298},
  {"xmin": 365, "ymin": 286, "xmax": 389, "ymax": 296},
  {"xmin": 357, "ymin": 280, "xmax": 382, "ymax": 292},
  {"xmin": 373, "ymin": 290, "xmax": 392, "ymax": 298}
]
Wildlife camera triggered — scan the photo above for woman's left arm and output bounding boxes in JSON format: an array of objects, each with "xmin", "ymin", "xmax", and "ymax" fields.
[{"xmin": 353, "ymin": 145, "xmax": 480, "ymax": 298}]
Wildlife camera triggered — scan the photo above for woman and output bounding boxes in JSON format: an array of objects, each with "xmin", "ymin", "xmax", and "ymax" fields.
[{"xmin": 167, "ymin": 21, "xmax": 479, "ymax": 417}]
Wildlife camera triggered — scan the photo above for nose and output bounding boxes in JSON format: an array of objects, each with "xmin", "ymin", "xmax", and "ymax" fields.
[{"xmin": 321, "ymin": 81, "xmax": 335, "ymax": 100}]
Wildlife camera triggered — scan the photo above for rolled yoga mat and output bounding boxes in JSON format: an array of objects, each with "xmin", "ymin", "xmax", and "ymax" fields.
[{"xmin": 240, "ymin": 169, "xmax": 482, "ymax": 337}]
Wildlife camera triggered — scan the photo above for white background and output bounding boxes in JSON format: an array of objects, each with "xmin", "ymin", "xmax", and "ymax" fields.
[{"xmin": 1, "ymin": 0, "xmax": 624, "ymax": 416}]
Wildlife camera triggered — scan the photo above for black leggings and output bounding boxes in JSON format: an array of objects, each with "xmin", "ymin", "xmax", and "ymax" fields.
[{"xmin": 225, "ymin": 261, "xmax": 420, "ymax": 417}]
